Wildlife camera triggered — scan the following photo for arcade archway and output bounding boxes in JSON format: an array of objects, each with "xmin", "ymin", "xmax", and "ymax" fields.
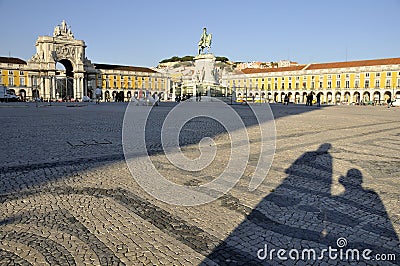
[{"xmin": 55, "ymin": 60, "xmax": 74, "ymax": 101}]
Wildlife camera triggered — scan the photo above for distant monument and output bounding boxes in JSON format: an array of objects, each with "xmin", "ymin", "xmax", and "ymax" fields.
[
  {"xmin": 194, "ymin": 27, "xmax": 218, "ymax": 87},
  {"xmin": 197, "ymin": 27, "xmax": 212, "ymax": 55},
  {"xmin": 176, "ymin": 27, "xmax": 226, "ymax": 99}
]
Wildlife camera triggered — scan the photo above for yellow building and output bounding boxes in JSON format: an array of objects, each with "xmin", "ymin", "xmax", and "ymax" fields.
[
  {"xmin": 93, "ymin": 64, "xmax": 170, "ymax": 101},
  {"xmin": 0, "ymin": 21, "xmax": 171, "ymax": 102},
  {"xmin": 225, "ymin": 58, "xmax": 400, "ymax": 104},
  {"xmin": 0, "ymin": 57, "xmax": 29, "ymax": 99},
  {"xmin": 0, "ymin": 57, "xmax": 170, "ymax": 102}
]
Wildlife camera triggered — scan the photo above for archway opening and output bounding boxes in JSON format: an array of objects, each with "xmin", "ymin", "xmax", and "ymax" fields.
[
  {"xmin": 353, "ymin": 92, "xmax": 360, "ymax": 104},
  {"xmin": 335, "ymin": 92, "xmax": 341, "ymax": 104},
  {"xmin": 280, "ymin": 92, "xmax": 285, "ymax": 102},
  {"xmin": 19, "ymin": 89, "xmax": 26, "ymax": 101},
  {"xmin": 302, "ymin": 92, "xmax": 308, "ymax": 103},
  {"xmin": 344, "ymin": 92, "xmax": 351, "ymax": 103},
  {"xmin": 55, "ymin": 59, "xmax": 74, "ymax": 101},
  {"xmin": 294, "ymin": 92, "xmax": 300, "ymax": 104},
  {"xmin": 327, "ymin": 92, "xmax": 332, "ymax": 104},
  {"xmin": 363, "ymin": 92, "xmax": 370, "ymax": 103},
  {"xmin": 373, "ymin": 91, "xmax": 381, "ymax": 104},
  {"xmin": 384, "ymin": 91, "xmax": 392, "ymax": 101},
  {"xmin": 274, "ymin": 92, "xmax": 279, "ymax": 102}
]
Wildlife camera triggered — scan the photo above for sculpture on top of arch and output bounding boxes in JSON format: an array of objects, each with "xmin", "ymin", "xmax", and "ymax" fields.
[{"xmin": 53, "ymin": 20, "xmax": 74, "ymax": 39}]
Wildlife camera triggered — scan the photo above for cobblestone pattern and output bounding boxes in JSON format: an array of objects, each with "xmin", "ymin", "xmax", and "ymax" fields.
[{"xmin": 0, "ymin": 102, "xmax": 399, "ymax": 265}]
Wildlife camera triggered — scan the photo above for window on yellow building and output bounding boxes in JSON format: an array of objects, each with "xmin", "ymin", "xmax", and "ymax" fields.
[
  {"xmin": 376, "ymin": 73, "xmax": 380, "ymax": 77},
  {"xmin": 386, "ymin": 80, "xmax": 391, "ymax": 88},
  {"xmin": 8, "ymin": 76, "xmax": 14, "ymax": 86},
  {"xmin": 20, "ymin": 77, "xmax": 25, "ymax": 86},
  {"xmin": 328, "ymin": 81, "xmax": 332, "ymax": 89},
  {"xmin": 355, "ymin": 80, "xmax": 359, "ymax": 88},
  {"xmin": 336, "ymin": 81, "xmax": 341, "ymax": 88},
  {"xmin": 387, "ymin": 72, "xmax": 391, "ymax": 77},
  {"xmin": 365, "ymin": 73, "xmax": 370, "ymax": 77},
  {"xmin": 375, "ymin": 80, "xmax": 380, "ymax": 88},
  {"xmin": 319, "ymin": 82, "xmax": 323, "ymax": 88},
  {"xmin": 345, "ymin": 80, "xmax": 350, "ymax": 88},
  {"xmin": 365, "ymin": 80, "xmax": 369, "ymax": 88}
]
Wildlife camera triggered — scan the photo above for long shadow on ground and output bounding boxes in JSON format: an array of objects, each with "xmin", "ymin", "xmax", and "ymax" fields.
[{"xmin": 203, "ymin": 143, "xmax": 400, "ymax": 265}]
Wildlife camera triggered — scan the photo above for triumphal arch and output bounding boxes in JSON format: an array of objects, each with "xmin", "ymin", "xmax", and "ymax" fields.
[{"xmin": 27, "ymin": 20, "xmax": 97, "ymax": 100}]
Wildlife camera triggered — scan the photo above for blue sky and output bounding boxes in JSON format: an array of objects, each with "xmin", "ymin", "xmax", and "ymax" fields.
[{"xmin": 0, "ymin": 0, "xmax": 399, "ymax": 67}]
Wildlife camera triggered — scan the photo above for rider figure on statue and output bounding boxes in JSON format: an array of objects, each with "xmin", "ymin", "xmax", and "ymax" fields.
[{"xmin": 198, "ymin": 27, "xmax": 212, "ymax": 55}]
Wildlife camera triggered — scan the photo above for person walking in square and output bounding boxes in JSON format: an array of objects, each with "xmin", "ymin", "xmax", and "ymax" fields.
[
  {"xmin": 316, "ymin": 93, "xmax": 321, "ymax": 107},
  {"xmin": 284, "ymin": 94, "xmax": 289, "ymax": 105},
  {"xmin": 307, "ymin": 92, "xmax": 313, "ymax": 106},
  {"xmin": 95, "ymin": 87, "xmax": 102, "ymax": 104}
]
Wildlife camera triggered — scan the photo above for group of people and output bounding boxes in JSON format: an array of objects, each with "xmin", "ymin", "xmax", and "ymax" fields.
[
  {"xmin": 174, "ymin": 92, "xmax": 203, "ymax": 102},
  {"xmin": 94, "ymin": 88, "xmax": 125, "ymax": 104},
  {"xmin": 114, "ymin": 91, "xmax": 125, "ymax": 102},
  {"xmin": 305, "ymin": 92, "xmax": 321, "ymax": 107}
]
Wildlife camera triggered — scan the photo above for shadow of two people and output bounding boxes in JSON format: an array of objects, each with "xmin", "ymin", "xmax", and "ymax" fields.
[{"xmin": 205, "ymin": 143, "xmax": 399, "ymax": 265}]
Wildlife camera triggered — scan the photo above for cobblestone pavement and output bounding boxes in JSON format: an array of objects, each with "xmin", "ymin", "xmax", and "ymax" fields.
[{"xmin": 0, "ymin": 101, "xmax": 399, "ymax": 265}]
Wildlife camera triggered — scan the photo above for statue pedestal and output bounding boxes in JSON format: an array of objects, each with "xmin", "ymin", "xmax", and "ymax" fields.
[{"xmin": 194, "ymin": 54, "xmax": 218, "ymax": 85}]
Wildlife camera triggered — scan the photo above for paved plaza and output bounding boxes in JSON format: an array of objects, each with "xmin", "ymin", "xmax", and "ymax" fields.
[{"xmin": 0, "ymin": 101, "xmax": 399, "ymax": 265}]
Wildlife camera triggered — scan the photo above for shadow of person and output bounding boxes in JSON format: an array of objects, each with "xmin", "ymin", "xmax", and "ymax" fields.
[
  {"xmin": 204, "ymin": 144, "xmax": 336, "ymax": 265},
  {"xmin": 203, "ymin": 146, "xmax": 400, "ymax": 265},
  {"xmin": 325, "ymin": 169, "xmax": 400, "ymax": 258}
]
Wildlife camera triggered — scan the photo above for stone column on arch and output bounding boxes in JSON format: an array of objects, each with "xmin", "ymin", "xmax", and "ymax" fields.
[{"xmin": 51, "ymin": 75, "xmax": 56, "ymax": 101}]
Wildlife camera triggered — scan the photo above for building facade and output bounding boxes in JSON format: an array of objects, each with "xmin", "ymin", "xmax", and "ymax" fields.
[
  {"xmin": 224, "ymin": 58, "xmax": 400, "ymax": 104},
  {"xmin": 1, "ymin": 21, "xmax": 399, "ymax": 104},
  {"xmin": 0, "ymin": 21, "xmax": 170, "ymax": 101}
]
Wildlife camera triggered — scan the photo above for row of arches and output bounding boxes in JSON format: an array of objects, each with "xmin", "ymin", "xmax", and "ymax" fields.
[
  {"xmin": 8, "ymin": 88, "xmax": 166, "ymax": 102},
  {"xmin": 236, "ymin": 90, "xmax": 400, "ymax": 104},
  {"xmin": 91, "ymin": 89, "xmax": 165, "ymax": 102}
]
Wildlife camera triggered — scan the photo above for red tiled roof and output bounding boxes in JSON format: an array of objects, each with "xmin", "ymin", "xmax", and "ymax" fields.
[
  {"xmin": 241, "ymin": 65, "xmax": 306, "ymax": 74},
  {"xmin": 94, "ymin": 63, "xmax": 157, "ymax": 73},
  {"xmin": 305, "ymin": 57, "xmax": 400, "ymax": 70},
  {"xmin": 240, "ymin": 57, "xmax": 400, "ymax": 74},
  {"xmin": 0, "ymin": 56, "xmax": 27, "ymax": 65}
]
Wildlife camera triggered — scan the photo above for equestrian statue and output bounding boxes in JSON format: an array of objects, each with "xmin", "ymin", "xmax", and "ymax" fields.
[{"xmin": 198, "ymin": 27, "xmax": 212, "ymax": 55}]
